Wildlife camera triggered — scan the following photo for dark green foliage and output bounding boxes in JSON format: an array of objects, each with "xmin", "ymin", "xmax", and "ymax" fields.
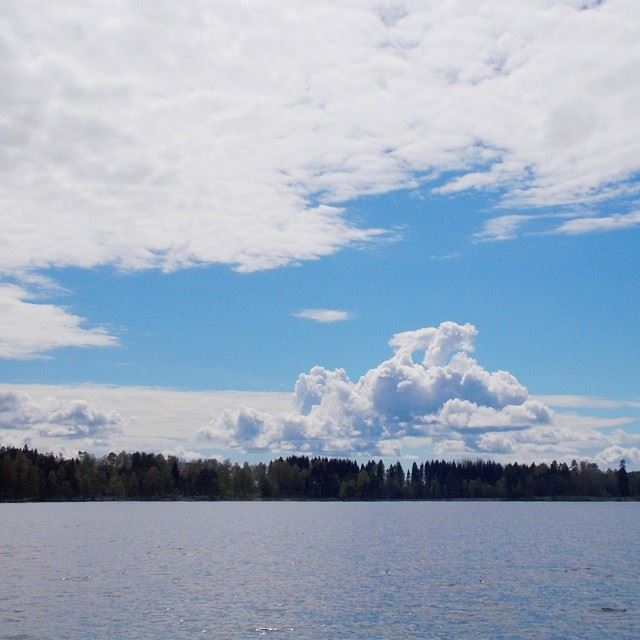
[{"xmin": 0, "ymin": 445, "xmax": 638, "ymax": 501}]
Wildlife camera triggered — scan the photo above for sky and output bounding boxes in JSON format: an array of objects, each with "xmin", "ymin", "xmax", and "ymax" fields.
[{"xmin": 1, "ymin": 0, "xmax": 639, "ymax": 467}]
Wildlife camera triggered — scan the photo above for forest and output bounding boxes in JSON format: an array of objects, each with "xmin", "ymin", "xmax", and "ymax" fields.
[{"xmin": 0, "ymin": 445, "xmax": 637, "ymax": 502}]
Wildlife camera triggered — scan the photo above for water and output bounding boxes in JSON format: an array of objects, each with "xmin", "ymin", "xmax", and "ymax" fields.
[{"xmin": 1, "ymin": 502, "xmax": 638, "ymax": 639}]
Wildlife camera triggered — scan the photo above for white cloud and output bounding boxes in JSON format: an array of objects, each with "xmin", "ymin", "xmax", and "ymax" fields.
[
  {"xmin": 0, "ymin": 284, "xmax": 117, "ymax": 359},
  {"xmin": 534, "ymin": 395, "xmax": 640, "ymax": 410},
  {"xmin": 551, "ymin": 210, "xmax": 640, "ymax": 235},
  {"xmin": 473, "ymin": 215, "xmax": 536, "ymax": 242},
  {"xmin": 0, "ymin": 391, "xmax": 122, "ymax": 442},
  {"xmin": 475, "ymin": 209, "xmax": 640, "ymax": 242},
  {"xmin": 0, "ymin": 432, "xmax": 32, "ymax": 450},
  {"xmin": 194, "ymin": 322, "xmax": 640, "ymax": 465},
  {"xmin": 2, "ymin": 379, "xmax": 639, "ymax": 467},
  {"xmin": 1, "ymin": 384, "xmax": 293, "ymax": 455},
  {"xmin": 200, "ymin": 322, "xmax": 555, "ymax": 454},
  {"xmin": 0, "ymin": 391, "xmax": 42, "ymax": 429},
  {"xmin": 594, "ymin": 445, "xmax": 640, "ymax": 466},
  {"xmin": 1, "ymin": 1, "xmax": 639, "ymax": 283},
  {"xmin": 38, "ymin": 400, "xmax": 123, "ymax": 440},
  {"xmin": 292, "ymin": 309, "xmax": 351, "ymax": 323},
  {"xmin": 161, "ymin": 445, "xmax": 209, "ymax": 462}
]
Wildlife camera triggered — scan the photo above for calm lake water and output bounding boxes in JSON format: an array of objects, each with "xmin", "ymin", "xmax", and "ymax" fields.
[{"xmin": 1, "ymin": 502, "xmax": 639, "ymax": 639}]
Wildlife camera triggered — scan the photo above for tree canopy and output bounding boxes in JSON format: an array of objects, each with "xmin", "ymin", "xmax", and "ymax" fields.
[{"xmin": 1, "ymin": 445, "xmax": 638, "ymax": 502}]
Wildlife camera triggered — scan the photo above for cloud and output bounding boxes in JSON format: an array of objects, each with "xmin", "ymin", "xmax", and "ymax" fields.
[
  {"xmin": 594, "ymin": 445, "xmax": 640, "ymax": 466},
  {"xmin": 0, "ymin": 391, "xmax": 122, "ymax": 441},
  {"xmin": 429, "ymin": 252, "xmax": 461, "ymax": 262},
  {"xmin": 534, "ymin": 395, "xmax": 640, "ymax": 410},
  {"xmin": 293, "ymin": 309, "xmax": 351, "ymax": 323},
  {"xmin": 199, "ymin": 322, "xmax": 554, "ymax": 454},
  {"xmin": 475, "ymin": 210, "xmax": 640, "ymax": 242},
  {"xmin": 476, "ymin": 424, "xmax": 608, "ymax": 457},
  {"xmin": 3, "ymin": 380, "xmax": 639, "ymax": 467},
  {"xmin": 1, "ymin": 1, "xmax": 639, "ymax": 283},
  {"xmin": 1, "ymin": 384, "xmax": 293, "ymax": 455},
  {"xmin": 550, "ymin": 211, "xmax": 640, "ymax": 235},
  {"xmin": 38, "ymin": 400, "xmax": 123, "ymax": 440},
  {"xmin": 0, "ymin": 284, "xmax": 117, "ymax": 359},
  {"xmin": 0, "ymin": 391, "xmax": 42, "ymax": 429},
  {"xmin": 473, "ymin": 215, "xmax": 536, "ymax": 242},
  {"xmin": 160, "ymin": 445, "xmax": 207, "ymax": 463}
]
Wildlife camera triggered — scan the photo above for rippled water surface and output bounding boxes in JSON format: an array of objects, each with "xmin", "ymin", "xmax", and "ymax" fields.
[{"xmin": 1, "ymin": 502, "xmax": 639, "ymax": 639}]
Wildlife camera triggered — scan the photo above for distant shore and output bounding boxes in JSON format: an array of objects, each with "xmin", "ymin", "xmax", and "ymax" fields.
[{"xmin": 2, "ymin": 445, "xmax": 637, "ymax": 502}]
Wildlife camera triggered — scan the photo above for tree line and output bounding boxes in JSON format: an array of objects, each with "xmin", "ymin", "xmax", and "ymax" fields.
[{"xmin": 0, "ymin": 445, "xmax": 636, "ymax": 502}]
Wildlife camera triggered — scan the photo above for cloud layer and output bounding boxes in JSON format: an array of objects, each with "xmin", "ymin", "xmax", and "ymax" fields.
[
  {"xmin": 2, "ymin": 1, "xmax": 640, "ymax": 280},
  {"xmin": 0, "ymin": 384, "xmax": 293, "ymax": 457},
  {"xmin": 2, "ymin": 2, "xmax": 639, "ymax": 358},
  {"xmin": 2, "ymin": 374, "xmax": 638, "ymax": 467}
]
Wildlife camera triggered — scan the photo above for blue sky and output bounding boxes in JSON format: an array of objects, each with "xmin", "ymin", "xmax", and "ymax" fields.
[
  {"xmin": 3, "ymin": 186, "xmax": 639, "ymax": 397},
  {"xmin": 1, "ymin": 1, "xmax": 639, "ymax": 465}
]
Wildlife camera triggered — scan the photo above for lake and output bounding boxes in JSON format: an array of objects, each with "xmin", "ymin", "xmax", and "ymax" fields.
[{"xmin": 1, "ymin": 502, "xmax": 638, "ymax": 639}]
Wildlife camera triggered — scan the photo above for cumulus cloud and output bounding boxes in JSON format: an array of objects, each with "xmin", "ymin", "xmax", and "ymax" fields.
[
  {"xmin": 594, "ymin": 445, "xmax": 640, "ymax": 467},
  {"xmin": 1, "ymin": 1, "xmax": 639, "ymax": 282},
  {"xmin": 292, "ymin": 309, "xmax": 351, "ymax": 323},
  {"xmin": 0, "ymin": 391, "xmax": 42, "ymax": 429},
  {"xmin": 0, "ymin": 391, "xmax": 122, "ymax": 441},
  {"xmin": 39, "ymin": 401, "xmax": 123, "ymax": 440},
  {"xmin": 0, "ymin": 284, "xmax": 117, "ymax": 359},
  {"xmin": 198, "ymin": 322, "xmax": 554, "ymax": 454}
]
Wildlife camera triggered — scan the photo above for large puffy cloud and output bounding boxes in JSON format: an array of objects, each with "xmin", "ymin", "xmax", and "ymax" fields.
[
  {"xmin": 1, "ymin": 1, "xmax": 640, "ymax": 281},
  {"xmin": 199, "ymin": 322, "xmax": 553, "ymax": 454}
]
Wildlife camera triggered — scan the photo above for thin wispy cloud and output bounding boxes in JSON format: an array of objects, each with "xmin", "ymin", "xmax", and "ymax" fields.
[
  {"xmin": 475, "ymin": 210, "xmax": 640, "ymax": 242},
  {"xmin": 429, "ymin": 252, "xmax": 462, "ymax": 262},
  {"xmin": 535, "ymin": 395, "xmax": 640, "ymax": 410},
  {"xmin": 293, "ymin": 309, "xmax": 351, "ymax": 323},
  {"xmin": 0, "ymin": 284, "xmax": 117, "ymax": 359},
  {"xmin": 473, "ymin": 215, "xmax": 536, "ymax": 243},
  {"xmin": 551, "ymin": 211, "xmax": 640, "ymax": 235}
]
